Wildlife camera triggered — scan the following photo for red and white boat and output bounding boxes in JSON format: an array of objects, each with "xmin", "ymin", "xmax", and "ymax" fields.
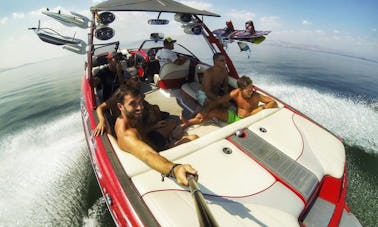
[{"xmin": 79, "ymin": 0, "xmax": 362, "ymax": 226}]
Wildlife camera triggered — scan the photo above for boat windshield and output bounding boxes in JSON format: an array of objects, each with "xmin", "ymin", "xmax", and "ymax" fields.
[
  {"xmin": 93, "ymin": 41, "xmax": 119, "ymax": 56},
  {"xmin": 139, "ymin": 40, "xmax": 199, "ymax": 60}
]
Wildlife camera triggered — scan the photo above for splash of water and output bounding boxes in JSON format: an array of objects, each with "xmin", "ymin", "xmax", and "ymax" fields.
[
  {"xmin": 83, "ymin": 197, "xmax": 113, "ymax": 227},
  {"xmin": 0, "ymin": 112, "xmax": 91, "ymax": 225}
]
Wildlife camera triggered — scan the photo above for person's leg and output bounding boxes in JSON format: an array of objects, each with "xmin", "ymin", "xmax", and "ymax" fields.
[
  {"xmin": 180, "ymin": 108, "xmax": 229, "ymax": 129},
  {"xmin": 206, "ymin": 108, "xmax": 229, "ymax": 123},
  {"xmin": 180, "ymin": 113, "xmax": 205, "ymax": 129},
  {"xmin": 171, "ymin": 134, "xmax": 199, "ymax": 147}
]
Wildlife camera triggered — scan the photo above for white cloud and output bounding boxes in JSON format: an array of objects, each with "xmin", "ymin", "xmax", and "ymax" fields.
[
  {"xmin": 302, "ymin": 20, "xmax": 312, "ymax": 25},
  {"xmin": 372, "ymin": 28, "xmax": 377, "ymax": 32},
  {"xmin": 0, "ymin": 17, "xmax": 8, "ymax": 25},
  {"xmin": 260, "ymin": 16, "xmax": 281, "ymax": 29},
  {"xmin": 226, "ymin": 9, "xmax": 256, "ymax": 21},
  {"xmin": 12, "ymin": 12, "xmax": 25, "ymax": 19}
]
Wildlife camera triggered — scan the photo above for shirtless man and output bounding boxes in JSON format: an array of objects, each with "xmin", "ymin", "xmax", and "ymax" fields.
[
  {"xmin": 197, "ymin": 53, "xmax": 229, "ymax": 106},
  {"xmin": 181, "ymin": 76, "xmax": 277, "ymax": 128},
  {"xmin": 94, "ymin": 96, "xmax": 177, "ymax": 149},
  {"xmin": 114, "ymin": 84, "xmax": 197, "ymax": 186},
  {"xmin": 94, "ymin": 78, "xmax": 188, "ymax": 151}
]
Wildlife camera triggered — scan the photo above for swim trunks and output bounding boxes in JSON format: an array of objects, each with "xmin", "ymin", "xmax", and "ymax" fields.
[{"xmin": 227, "ymin": 110, "xmax": 242, "ymax": 124}]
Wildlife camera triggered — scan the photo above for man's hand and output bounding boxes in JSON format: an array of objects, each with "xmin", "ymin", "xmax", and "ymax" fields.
[
  {"xmin": 174, "ymin": 164, "xmax": 198, "ymax": 186},
  {"xmin": 94, "ymin": 121, "xmax": 107, "ymax": 136}
]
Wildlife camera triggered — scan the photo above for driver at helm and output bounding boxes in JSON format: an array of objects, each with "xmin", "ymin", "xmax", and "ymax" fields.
[{"xmin": 155, "ymin": 37, "xmax": 187, "ymax": 67}]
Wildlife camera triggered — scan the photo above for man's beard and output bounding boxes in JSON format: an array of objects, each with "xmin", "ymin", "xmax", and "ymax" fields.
[
  {"xmin": 125, "ymin": 109, "xmax": 143, "ymax": 120},
  {"xmin": 242, "ymin": 92, "xmax": 252, "ymax": 99}
]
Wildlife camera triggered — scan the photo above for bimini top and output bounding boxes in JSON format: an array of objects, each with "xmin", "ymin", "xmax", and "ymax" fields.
[{"xmin": 90, "ymin": 0, "xmax": 220, "ymax": 17}]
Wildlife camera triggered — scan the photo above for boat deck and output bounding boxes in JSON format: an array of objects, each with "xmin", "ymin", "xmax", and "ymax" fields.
[{"xmin": 104, "ymin": 82, "xmax": 348, "ymax": 226}]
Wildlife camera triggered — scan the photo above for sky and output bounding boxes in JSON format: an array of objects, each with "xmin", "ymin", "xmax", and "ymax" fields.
[{"xmin": 0, "ymin": 0, "xmax": 377, "ymax": 68}]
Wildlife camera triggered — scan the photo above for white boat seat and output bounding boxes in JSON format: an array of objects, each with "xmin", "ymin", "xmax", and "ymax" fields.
[
  {"xmin": 107, "ymin": 134, "xmax": 150, "ymax": 177},
  {"xmin": 180, "ymin": 63, "xmax": 207, "ymax": 101},
  {"xmin": 141, "ymin": 190, "xmax": 302, "ymax": 226},
  {"xmin": 136, "ymin": 180, "xmax": 303, "ymax": 227},
  {"xmin": 153, "ymin": 59, "xmax": 190, "ymax": 86},
  {"xmin": 181, "ymin": 70, "xmax": 238, "ymax": 103}
]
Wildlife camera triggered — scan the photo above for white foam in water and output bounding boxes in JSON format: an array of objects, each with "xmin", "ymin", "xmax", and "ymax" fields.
[
  {"xmin": 0, "ymin": 112, "xmax": 89, "ymax": 225},
  {"xmin": 83, "ymin": 197, "xmax": 109, "ymax": 227},
  {"xmin": 254, "ymin": 79, "xmax": 378, "ymax": 154}
]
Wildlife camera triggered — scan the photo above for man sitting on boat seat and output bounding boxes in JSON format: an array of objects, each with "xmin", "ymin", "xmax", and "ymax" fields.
[
  {"xmin": 113, "ymin": 82, "xmax": 198, "ymax": 186},
  {"xmin": 94, "ymin": 78, "xmax": 185, "ymax": 151},
  {"xmin": 93, "ymin": 52, "xmax": 130, "ymax": 102},
  {"xmin": 196, "ymin": 53, "xmax": 229, "ymax": 107},
  {"xmin": 181, "ymin": 76, "xmax": 277, "ymax": 129},
  {"xmin": 155, "ymin": 37, "xmax": 187, "ymax": 67}
]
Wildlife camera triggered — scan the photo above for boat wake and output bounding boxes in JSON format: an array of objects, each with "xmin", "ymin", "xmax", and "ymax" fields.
[
  {"xmin": 0, "ymin": 112, "xmax": 94, "ymax": 225},
  {"xmin": 83, "ymin": 197, "xmax": 114, "ymax": 227},
  {"xmin": 253, "ymin": 77, "xmax": 377, "ymax": 155}
]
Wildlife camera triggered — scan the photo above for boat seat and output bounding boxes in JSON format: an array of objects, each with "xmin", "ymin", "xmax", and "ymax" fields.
[
  {"xmin": 107, "ymin": 133, "xmax": 151, "ymax": 177},
  {"xmin": 181, "ymin": 67, "xmax": 238, "ymax": 103},
  {"xmin": 153, "ymin": 59, "xmax": 190, "ymax": 88},
  {"xmin": 180, "ymin": 63, "xmax": 208, "ymax": 101},
  {"xmin": 140, "ymin": 188, "xmax": 301, "ymax": 226},
  {"xmin": 107, "ymin": 108, "xmax": 281, "ymax": 178}
]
